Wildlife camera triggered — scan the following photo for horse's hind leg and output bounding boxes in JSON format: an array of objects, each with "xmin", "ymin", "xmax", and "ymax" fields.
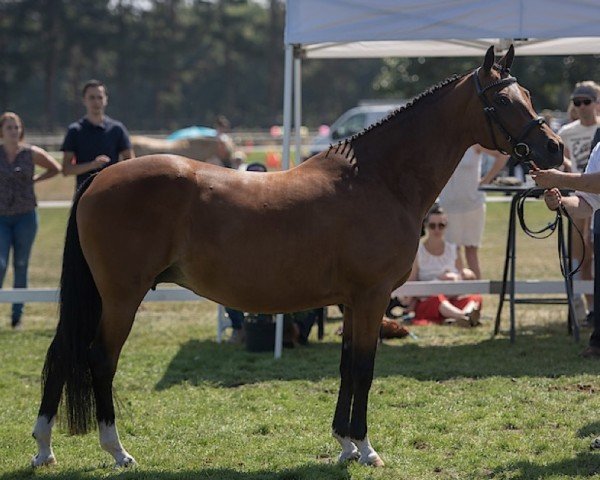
[
  {"xmin": 90, "ymin": 294, "xmax": 143, "ymax": 467},
  {"xmin": 348, "ymin": 290, "xmax": 389, "ymax": 467},
  {"xmin": 332, "ymin": 305, "xmax": 359, "ymax": 462},
  {"xmin": 31, "ymin": 338, "xmax": 66, "ymax": 466}
]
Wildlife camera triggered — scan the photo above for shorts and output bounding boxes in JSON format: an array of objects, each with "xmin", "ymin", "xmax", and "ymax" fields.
[
  {"xmin": 445, "ymin": 205, "xmax": 485, "ymax": 247},
  {"xmin": 412, "ymin": 294, "xmax": 483, "ymax": 325}
]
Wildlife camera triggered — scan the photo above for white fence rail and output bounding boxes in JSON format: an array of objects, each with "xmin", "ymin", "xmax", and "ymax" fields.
[
  {"xmin": 393, "ymin": 280, "xmax": 593, "ymax": 297},
  {"xmin": 0, "ymin": 280, "xmax": 592, "ymax": 304},
  {"xmin": 3, "ymin": 281, "xmax": 587, "ymax": 359}
]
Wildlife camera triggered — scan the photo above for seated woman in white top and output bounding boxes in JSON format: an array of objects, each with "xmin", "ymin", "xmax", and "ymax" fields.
[{"xmin": 405, "ymin": 205, "xmax": 482, "ymax": 327}]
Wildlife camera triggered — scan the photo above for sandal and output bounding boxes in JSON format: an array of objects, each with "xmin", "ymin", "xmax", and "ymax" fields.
[{"xmin": 467, "ymin": 308, "xmax": 481, "ymax": 327}]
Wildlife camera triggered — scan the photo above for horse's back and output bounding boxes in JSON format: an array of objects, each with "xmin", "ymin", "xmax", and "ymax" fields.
[
  {"xmin": 78, "ymin": 155, "xmax": 202, "ymax": 250},
  {"xmin": 82, "ymin": 154, "xmax": 209, "ymax": 197}
]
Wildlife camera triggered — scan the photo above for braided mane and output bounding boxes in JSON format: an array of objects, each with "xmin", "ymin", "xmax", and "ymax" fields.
[
  {"xmin": 352, "ymin": 72, "xmax": 467, "ymax": 141},
  {"xmin": 326, "ymin": 71, "xmax": 471, "ymax": 161}
]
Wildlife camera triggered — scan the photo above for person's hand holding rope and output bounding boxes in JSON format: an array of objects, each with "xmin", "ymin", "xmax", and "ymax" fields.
[
  {"xmin": 543, "ymin": 188, "xmax": 562, "ymax": 211},
  {"xmin": 530, "ymin": 168, "xmax": 570, "ymax": 212},
  {"xmin": 530, "ymin": 168, "xmax": 564, "ymax": 189},
  {"xmin": 527, "ymin": 168, "xmax": 583, "ymax": 278}
]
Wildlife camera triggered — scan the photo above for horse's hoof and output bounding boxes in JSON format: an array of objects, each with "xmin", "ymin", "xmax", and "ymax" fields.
[
  {"xmin": 338, "ymin": 449, "xmax": 360, "ymax": 463},
  {"xmin": 359, "ymin": 453, "xmax": 385, "ymax": 467},
  {"xmin": 115, "ymin": 455, "xmax": 136, "ymax": 468},
  {"xmin": 31, "ymin": 454, "xmax": 56, "ymax": 468}
]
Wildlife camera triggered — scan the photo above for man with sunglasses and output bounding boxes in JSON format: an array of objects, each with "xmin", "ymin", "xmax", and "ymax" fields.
[
  {"xmin": 559, "ymin": 82, "xmax": 600, "ymax": 175},
  {"xmin": 557, "ymin": 82, "xmax": 600, "ymax": 325}
]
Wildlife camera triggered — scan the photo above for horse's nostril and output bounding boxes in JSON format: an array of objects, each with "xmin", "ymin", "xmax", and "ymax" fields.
[{"xmin": 547, "ymin": 140, "xmax": 560, "ymax": 154}]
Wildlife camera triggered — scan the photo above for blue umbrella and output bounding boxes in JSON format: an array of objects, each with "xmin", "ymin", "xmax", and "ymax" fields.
[{"xmin": 167, "ymin": 126, "xmax": 217, "ymax": 140}]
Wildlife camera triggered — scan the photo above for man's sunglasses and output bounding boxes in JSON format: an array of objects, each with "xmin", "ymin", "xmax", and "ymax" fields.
[
  {"xmin": 428, "ymin": 222, "xmax": 447, "ymax": 230},
  {"xmin": 572, "ymin": 98, "xmax": 593, "ymax": 107}
]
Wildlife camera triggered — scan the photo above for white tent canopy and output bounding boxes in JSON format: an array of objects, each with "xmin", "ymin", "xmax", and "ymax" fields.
[
  {"xmin": 285, "ymin": 1, "xmax": 600, "ymax": 58},
  {"xmin": 282, "ymin": 0, "xmax": 600, "ymax": 168},
  {"xmin": 294, "ymin": 38, "xmax": 600, "ymax": 59},
  {"xmin": 272, "ymin": 0, "xmax": 600, "ymax": 358}
]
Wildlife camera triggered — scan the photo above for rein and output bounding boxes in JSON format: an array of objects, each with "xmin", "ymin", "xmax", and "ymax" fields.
[
  {"xmin": 473, "ymin": 67, "xmax": 546, "ymax": 164},
  {"xmin": 516, "ymin": 188, "xmax": 583, "ymax": 279}
]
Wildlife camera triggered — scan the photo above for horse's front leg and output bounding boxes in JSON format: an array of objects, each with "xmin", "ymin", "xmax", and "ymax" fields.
[
  {"xmin": 348, "ymin": 290, "xmax": 389, "ymax": 467},
  {"xmin": 332, "ymin": 305, "xmax": 359, "ymax": 462}
]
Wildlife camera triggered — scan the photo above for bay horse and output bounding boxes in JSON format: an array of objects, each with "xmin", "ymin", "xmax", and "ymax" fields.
[{"xmin": 32, "ymin": 46, "xmax": 563, "ymax": 468}]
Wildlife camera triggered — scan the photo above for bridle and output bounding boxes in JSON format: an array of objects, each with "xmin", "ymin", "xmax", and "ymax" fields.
[{"xmin": 473, "ymin": 66, "xmax": 546, "ymax": 165}]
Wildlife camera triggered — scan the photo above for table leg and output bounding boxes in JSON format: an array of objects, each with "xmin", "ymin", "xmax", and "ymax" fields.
[
  {"xmin": 562, "ymin": 219, "xmax": 579, "ymax": 342},
  {"xmin": 509, "ymin": 195, "xmax": 518, "ymax": 344},
  {"xmin": 494, "ymin": 195, "xmax": 518, "ymax": 337},
  {"xmin": 317, "ymin": 307, "xmax": 325, "ymax": 340}
]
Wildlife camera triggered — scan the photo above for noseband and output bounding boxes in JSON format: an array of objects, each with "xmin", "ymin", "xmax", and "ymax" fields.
[{"xmin": 473, "ymin": 67, "xmax": 545, "ymax": 164}]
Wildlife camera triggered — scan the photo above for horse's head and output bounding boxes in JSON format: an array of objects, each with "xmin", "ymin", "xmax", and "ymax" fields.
[{"xmin": 470, "ymin": 45, "xmax": 563, "ymax": 170}]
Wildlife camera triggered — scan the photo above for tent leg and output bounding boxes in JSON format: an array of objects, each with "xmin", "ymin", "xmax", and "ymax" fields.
[
  {"xmin": 282, "ymin": 44, "xmax": 294, "ymax": 171},
  {"xmin": 274, "ymin": 313, "xmax": 284, "ymax": 359},
  {"xmin": 293, "ymin": 55, "xmax": 302, "ymax": 166},
  {"xmin": 274, "ymin": 44, "xmax": 295, "ymax": 359}
]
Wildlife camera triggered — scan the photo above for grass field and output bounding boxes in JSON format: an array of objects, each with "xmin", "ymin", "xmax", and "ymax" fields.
[{"xmin": 1, "ymin": 194, "xmax": 599, "ymax": 479}]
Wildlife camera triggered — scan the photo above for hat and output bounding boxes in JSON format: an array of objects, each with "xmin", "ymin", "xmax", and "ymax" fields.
[
  {"xmin": 246, "ymin": 162, "xmax": 267, "ymax": 172},
  {"xmin": 571, "ymin": 84, "xmax": 598, "ymax": 100}
]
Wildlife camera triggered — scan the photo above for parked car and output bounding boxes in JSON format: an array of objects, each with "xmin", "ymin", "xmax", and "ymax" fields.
[{"xmin": 309, "ymin": 102, "xmax": 405, "ymax": 156}]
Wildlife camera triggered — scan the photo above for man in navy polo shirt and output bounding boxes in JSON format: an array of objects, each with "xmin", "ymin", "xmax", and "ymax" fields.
[{"xmin": 61, "ymin": 79, "xmax": 134, "ymax": 190}]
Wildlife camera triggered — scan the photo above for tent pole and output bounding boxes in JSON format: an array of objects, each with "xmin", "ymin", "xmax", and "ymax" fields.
[
  {"xmin": 282, "ymin": 44, "xmax": 294, "ymax": 171},
  {"xmin": 275, "ymin": 44, "xmax": 295, "ymax": 359},
  {"xmin": 293, "ymin": 54, "xmax": 302, "ymax": 166}
]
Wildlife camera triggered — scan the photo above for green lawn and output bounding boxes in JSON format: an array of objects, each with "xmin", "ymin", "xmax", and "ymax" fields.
[{"xmin": 0, "ymin": 200, "xmax": 599, "ymax": 479}]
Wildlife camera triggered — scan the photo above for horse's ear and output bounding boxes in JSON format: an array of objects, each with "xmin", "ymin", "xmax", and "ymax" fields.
[
  {"xmin": 498, "ymin": 44, "xmax": 515, "ymax": 72},
  {"xmin": 483, "ymin": 45, "xmax": 495, "ymax": 73}
]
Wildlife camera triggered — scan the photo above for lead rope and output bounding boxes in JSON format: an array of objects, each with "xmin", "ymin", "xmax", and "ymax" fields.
[{"xmin": 516, "ymin": 188, "xmax": 583, "ymax": 279}]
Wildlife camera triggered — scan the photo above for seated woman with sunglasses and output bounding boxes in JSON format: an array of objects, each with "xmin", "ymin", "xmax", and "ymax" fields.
[{"xmin": 404, "ymin": 205, "xmax": 482, "ymax": 327}]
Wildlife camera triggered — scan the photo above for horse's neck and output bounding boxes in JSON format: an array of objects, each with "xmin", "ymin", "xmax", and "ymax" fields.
[{"xmin": 354, "ymin": 76, "xmax": 474, "ymax": 217}]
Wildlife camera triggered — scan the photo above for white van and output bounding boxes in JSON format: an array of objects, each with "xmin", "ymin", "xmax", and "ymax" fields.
[{"xmin": 309, "ymin": 102, "xmax": 405, "ymax": 156}]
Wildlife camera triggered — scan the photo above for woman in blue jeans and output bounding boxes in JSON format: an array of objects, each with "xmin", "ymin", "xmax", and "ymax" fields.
[{"xmin": 0, "ymin": 112, "xmax": 60, "ymax": 328}]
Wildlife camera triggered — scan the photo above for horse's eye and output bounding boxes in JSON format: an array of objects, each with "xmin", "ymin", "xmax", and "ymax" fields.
[{"xmin": 495, "ymin": 95, "xmax": 510, "ymax": 106}]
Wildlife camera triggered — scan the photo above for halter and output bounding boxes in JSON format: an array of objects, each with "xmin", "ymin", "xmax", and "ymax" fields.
[{"xmin": 473, "ymin": 66, "xmax": 546, "ymax": 164}]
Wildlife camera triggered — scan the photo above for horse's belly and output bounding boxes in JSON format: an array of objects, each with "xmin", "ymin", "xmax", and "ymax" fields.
[
  {"xmin": 178, "ymin": 247, "xmax": 340, "ymax": 313},
  {"xmin": 177, "ymin": 225, "xmax": 415, "ymax": 313}
]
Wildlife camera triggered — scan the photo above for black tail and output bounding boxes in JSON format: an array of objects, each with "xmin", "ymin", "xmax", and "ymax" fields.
[{"xmin": 41, "ymin": 175, "xmax": 101, "ymax": 435}]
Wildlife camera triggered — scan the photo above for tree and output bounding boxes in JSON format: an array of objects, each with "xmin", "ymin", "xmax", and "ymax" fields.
[{"xmin": 2, "ymin": 0, "xmax": 597, "ymax": 131}]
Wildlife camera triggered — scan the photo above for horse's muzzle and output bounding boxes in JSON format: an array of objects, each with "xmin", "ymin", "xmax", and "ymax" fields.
[{"xmin": 530, "ymin": 138, "xmax": 563, "ymax": 170}]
